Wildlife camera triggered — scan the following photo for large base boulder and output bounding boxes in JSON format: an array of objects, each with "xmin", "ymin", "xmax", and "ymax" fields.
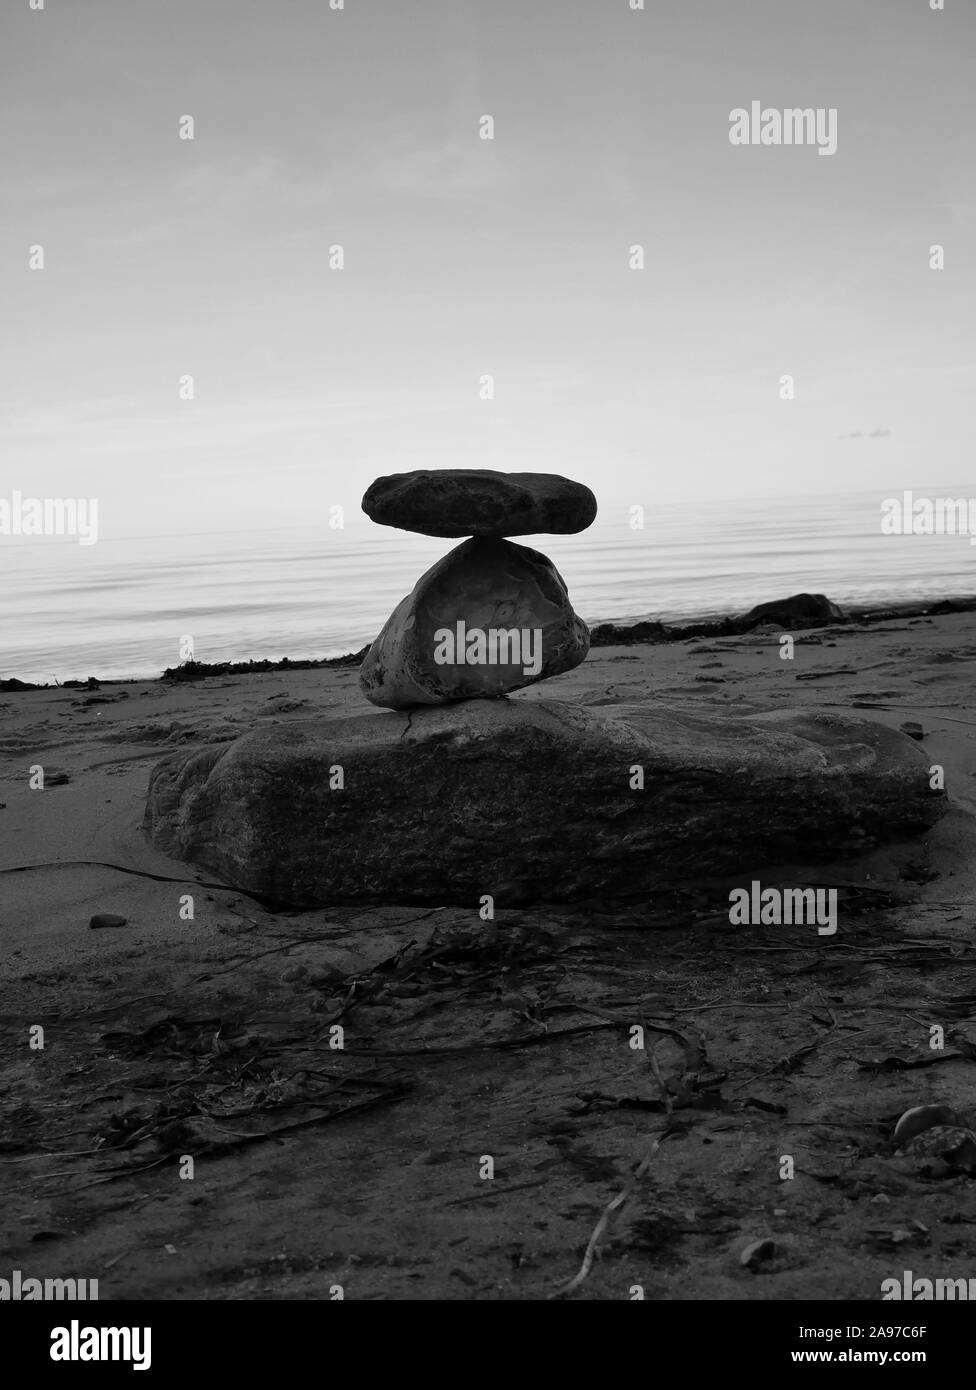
[
  {"xmin": 359, "ymin": 537, "xmax": 590, "ymax": 709},
  {"xmin": 144, "ymin": 700, "xmax": 946, "ymax": 908}
]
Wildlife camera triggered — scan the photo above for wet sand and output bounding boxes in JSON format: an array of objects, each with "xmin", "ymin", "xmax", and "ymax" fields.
[{"xmin": 1, "ymin": 610, "xmax": 975, "ymax": 1299}]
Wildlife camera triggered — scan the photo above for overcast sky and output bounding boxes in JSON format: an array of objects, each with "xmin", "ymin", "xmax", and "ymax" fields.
[{"xmin": 2, "ymin": 0, "xmax": 973, "ymax": 539}]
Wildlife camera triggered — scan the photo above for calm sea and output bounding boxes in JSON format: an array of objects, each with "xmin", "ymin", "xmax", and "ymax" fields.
[{"xmin": 3, "ymin": 487, "xmax": 974, "ymax": 684}]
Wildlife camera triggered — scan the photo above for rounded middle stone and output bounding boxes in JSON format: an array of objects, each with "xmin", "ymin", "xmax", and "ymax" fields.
[{"xmin": 358, "ymin": 537, "xmax": 590, "ymax": 709}]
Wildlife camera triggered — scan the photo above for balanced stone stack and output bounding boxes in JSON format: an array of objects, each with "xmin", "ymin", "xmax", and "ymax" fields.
[
  {"xmin": 143, "ymin": 468, "xmax": 948, "ymax": 908},
  {"xmin": 358, "ymin": 469, "xmax": 597, "ymax": 709}
]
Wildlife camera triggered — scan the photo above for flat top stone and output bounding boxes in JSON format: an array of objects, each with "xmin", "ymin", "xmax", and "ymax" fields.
[{"xmin": 361, "ymin": 469, "xmax": 598, "ymax": 538}]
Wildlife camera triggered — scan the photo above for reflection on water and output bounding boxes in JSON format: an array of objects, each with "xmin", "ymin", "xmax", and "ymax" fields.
[{"xmin": 3, "ymin": 488, "xmax": 974, "ymax": 682}]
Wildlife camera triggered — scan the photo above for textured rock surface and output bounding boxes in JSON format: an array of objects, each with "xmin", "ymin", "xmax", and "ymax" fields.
[
  {"xmin": 362, "ymin": 469, "xmax": 598, "ymax": 538},
  {"xmin": 144, "ymin": 700, "xmax": 946, "ymax": 908},
  {"xmin": 359, "ymin": 537, "xmax": 590, "ymax": 708},
  {"xmin": 744, "ymin": 593, "xmax": 845, "ymax": 628}
]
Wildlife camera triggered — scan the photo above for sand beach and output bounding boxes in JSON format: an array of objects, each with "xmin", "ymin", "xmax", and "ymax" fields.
[{"xmin": 3, "ymin": 603, "xmax": 975, "ymax": 1299}]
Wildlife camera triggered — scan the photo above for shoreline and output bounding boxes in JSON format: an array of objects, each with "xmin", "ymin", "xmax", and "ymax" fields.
[{"xmin": 3, "ymin": 591, "xmax": 975, "ymax": 692}]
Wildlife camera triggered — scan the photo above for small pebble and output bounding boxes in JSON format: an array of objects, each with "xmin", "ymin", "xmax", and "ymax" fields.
[
  {"xmin": 900, "ymin": 721, "xmax": 925, "ymax": 741},
  {"xmin": 89, "ymin": 913, "xmax": 128, "ymax": 930},
  {"xmin": 740, "ymin": 1238, "xmax": 776, "ymax": 1270},
  {"xmin": 894, "ymin": 1103, "xmax": 957, "ymax": 1148}
]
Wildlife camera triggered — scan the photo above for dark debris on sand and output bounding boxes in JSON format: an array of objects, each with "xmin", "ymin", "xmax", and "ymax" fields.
[{"xmin": 2, "ymin": 879, "xmax": 975, "ymax": 1299}]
